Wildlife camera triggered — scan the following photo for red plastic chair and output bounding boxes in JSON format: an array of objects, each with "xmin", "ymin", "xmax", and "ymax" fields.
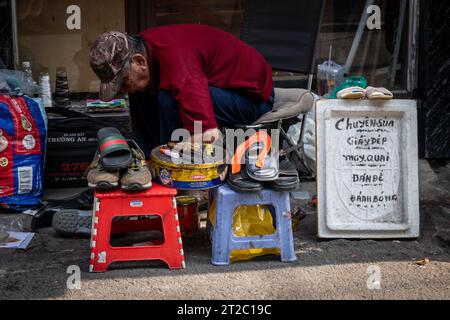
[{"xmin": 89, "ymin": 184, "xmax": 185, "ymax": 272}]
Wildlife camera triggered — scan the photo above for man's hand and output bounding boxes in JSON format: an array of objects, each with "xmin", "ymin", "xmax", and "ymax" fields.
[
  {"xmin": 171, "ymin": 128, "xmax": 222, "ymax": 157},
  {"xmin": 191, "ymin": 128, "xmax": 222, "ymax": 144}
]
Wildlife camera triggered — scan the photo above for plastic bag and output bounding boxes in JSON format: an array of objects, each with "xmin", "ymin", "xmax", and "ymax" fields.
[
  {"xmin": 284, "ymin": 97, "xmax": 318, "ymax": 177},
  {"xmin": 0, "ymin": 216, "xmax": 24, "ymax": 233},
  {"xmin": 209, "ymin": 201, "xmax": 280, "ymax": 263},
  {"xmin": 0, "ymin": 95, "xmax": 47, "ymax": 211},
  {"xmin": 317, "ymin": 60, "xmax": 345, "ymax": 97},
  {"xmin": 331, "ymin": 75, "xmax": 368, "ymax": 99},
  {"xmin": 0, "ymin": 69, "xmax": 38, "ymax": 97}
]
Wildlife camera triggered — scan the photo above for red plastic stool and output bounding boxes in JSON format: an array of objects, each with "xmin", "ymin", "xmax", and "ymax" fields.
[{"xmin": 89, "ymin": 184, "xmax": 185, "ymax": 273}]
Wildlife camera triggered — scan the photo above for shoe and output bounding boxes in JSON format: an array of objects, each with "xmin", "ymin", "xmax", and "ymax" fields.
[
  {"xmin": 332, "ymin": 76, "xmax": 368, "ymax": 99},
  {"xmin": 366, "ymin": 86, "xmax": 394, "ymax": 100},
  {"xmin": 30, "ymin": 189, "xmax": 94, "ymax": 231},
  {"xmin": 86, "ymin": 152, "xmax": 120, "ymax": 190},
  {"xmin": 120, "ymin": 141, "xmax": 153, "ymax": 192},
  {"xmin": 337, "ymin": 86, "xmax": 366, "ymax": 99},
  {"xmin": 269, "ymin": 159, "xmax": 300, "ymax": 192},
  {"xmin": 52, "ymin": 209, "xmax": 92, "ymax": 238},
  {"xmin": 228, "ymin": 165, "xmax": 264, "ymax": 193}
]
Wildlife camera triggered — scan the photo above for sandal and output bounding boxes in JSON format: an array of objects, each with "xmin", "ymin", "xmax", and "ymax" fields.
[
  {"xmin": 246, "ymin": 143, "xmax": 279, "ymax": 182},
  {"xmin": 97, "ymin": 127, "xmax": 132, "ymax": 170},
  {"xmin": 228, "ymin": 165, "xmax": 263, "ymax": 193},
  {"xmin": 366, "ymin": 86, "xmax": 393, "ymax": 100},
  {"xmin": 269, "ymin": 159, "xmax": 299, "ymax": 192},
  {"xmin": 231, "ymin": 131, "xmax": 272, "ymax": 175}
]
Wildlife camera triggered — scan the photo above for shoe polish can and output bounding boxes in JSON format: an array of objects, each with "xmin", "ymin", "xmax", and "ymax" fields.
[{"xmin": 176, "ymin": 196, "xmax": 199, "ymax": 236}]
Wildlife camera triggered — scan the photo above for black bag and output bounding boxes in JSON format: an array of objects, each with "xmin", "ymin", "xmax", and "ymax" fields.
[{"xmin": 45, "ymin": 108, "xmax": 111, "ymax": 188}]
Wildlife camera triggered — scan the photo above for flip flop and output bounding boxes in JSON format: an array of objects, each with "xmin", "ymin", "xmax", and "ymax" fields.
[
  {"xmin": 97, "ymin": 127, "xmax": 132, "ymax": 170},
  {"xmin": 366, "ymin": 86, "xmax": 394, "ymax": 100},
  {"xmin": 246, "ymin": 144, "xmax": 279, "ymax": 182},
  {"xmin": 228, "ymin": 165, "xmax": 263, "ymax": 193},
  {"xmin": 231, "ymin": 131, "xmax": 272, "ymax": 175},
  {"xmin": 269, "ymin": 159, "xmax": 299, "ymax": 192}
]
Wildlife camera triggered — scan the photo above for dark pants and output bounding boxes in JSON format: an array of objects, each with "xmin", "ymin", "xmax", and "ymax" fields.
[{"xmin": 129, "ymin": 87, "xmax": 274, "ymax": 157}]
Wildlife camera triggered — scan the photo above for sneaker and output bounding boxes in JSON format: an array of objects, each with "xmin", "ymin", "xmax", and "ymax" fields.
[
  {"xmin": 86, "ymin": 152, "xmax": 120, "ymax": 190},
  {"xmin": 120, "ymin": 141, "xmax": 153, "ymax": 192},
  {"xmin": 52, "ymin": 209, "xmax": 92, "ymax": 238}
]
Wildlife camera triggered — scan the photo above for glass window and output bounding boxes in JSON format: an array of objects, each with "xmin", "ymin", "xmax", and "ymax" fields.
[
  {"xmin": 139, "ymin": 0, "xmax": 411, "ymax": 91},
  {"xmin": 318, "ymin": 0, "xmax": 410, "ymax": 91},
  {"xmin": 16, "ymin": 0, "xmax": 126, "ymax": 93},
  {"xmin": 151, "ymin": 0, "xmax": 244, "ymax": 37},
  {"xmin": 13, "ymin": 0, "xmax": 412, "ymax": 93}
]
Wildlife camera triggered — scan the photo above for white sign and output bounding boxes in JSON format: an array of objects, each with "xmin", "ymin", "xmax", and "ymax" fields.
[{"xmin": 317, "ymin": 100, "xmax": 419, "ymax": 238}]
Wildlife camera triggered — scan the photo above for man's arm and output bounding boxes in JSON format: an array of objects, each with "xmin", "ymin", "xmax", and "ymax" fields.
[{"xmin": 174, "ymin": 76, "xmax": 219, "ymax": 136}]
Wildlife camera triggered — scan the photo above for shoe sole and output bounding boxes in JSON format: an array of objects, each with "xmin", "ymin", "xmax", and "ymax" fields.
[
  {"xmin": 247, "ymin": 172, "xmax": 280, "ymax": 182},
  {"xmin": 367, "ymin": 96, "xmax": 393, "ymax": 100},
  {"xmin": 121, "ymin": 182, "xmax": 153, "ymax": 192},
  {"xmin": 270, "ymin": 182, "xmax": 300, "ymax": 192},
  {"xmin": 228, "ymin": 181, "xmax": 263, "ymax": 193},
  {"xmin": 88, "ymin": 181, "xmax": 119, "ymax": 190},
  {"xmin": 52, "ymin": 209, "xmax": 92, "ymax": 238},
  {"xmin": 339, "ymin": 93, "xmax": 365, "ymax": 99}
]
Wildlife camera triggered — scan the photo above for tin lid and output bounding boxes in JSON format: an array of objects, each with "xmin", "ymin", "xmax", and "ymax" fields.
[{"xmin": 151, "ymin": 145, "xmax": 225, "ymax": 170}]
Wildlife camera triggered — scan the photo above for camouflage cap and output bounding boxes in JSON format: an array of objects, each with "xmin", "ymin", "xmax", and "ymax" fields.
[{"xmin": 90, "ymin": 31, "xmax": 132, "ymax": 101}]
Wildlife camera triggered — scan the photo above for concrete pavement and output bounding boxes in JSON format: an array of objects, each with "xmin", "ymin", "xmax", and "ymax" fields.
[{"xmin": 0, "ymin": 160, "xmax": 449, "ymax": 300}]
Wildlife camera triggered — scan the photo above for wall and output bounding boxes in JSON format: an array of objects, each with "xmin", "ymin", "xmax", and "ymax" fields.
[{"xmin": 17, "ymin": 0, "xmax": 126, "ymax": 93}]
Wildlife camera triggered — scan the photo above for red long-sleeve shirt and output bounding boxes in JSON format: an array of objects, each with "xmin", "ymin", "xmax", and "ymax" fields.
[{"xmin": 140, "ymin": 24, "xmax": 274, "ymax": 132}]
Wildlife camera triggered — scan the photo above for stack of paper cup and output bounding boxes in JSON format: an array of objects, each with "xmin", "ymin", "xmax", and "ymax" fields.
[{"xmin": 39, "ymin": 72, "xmax": 53, "ymax": 108}]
